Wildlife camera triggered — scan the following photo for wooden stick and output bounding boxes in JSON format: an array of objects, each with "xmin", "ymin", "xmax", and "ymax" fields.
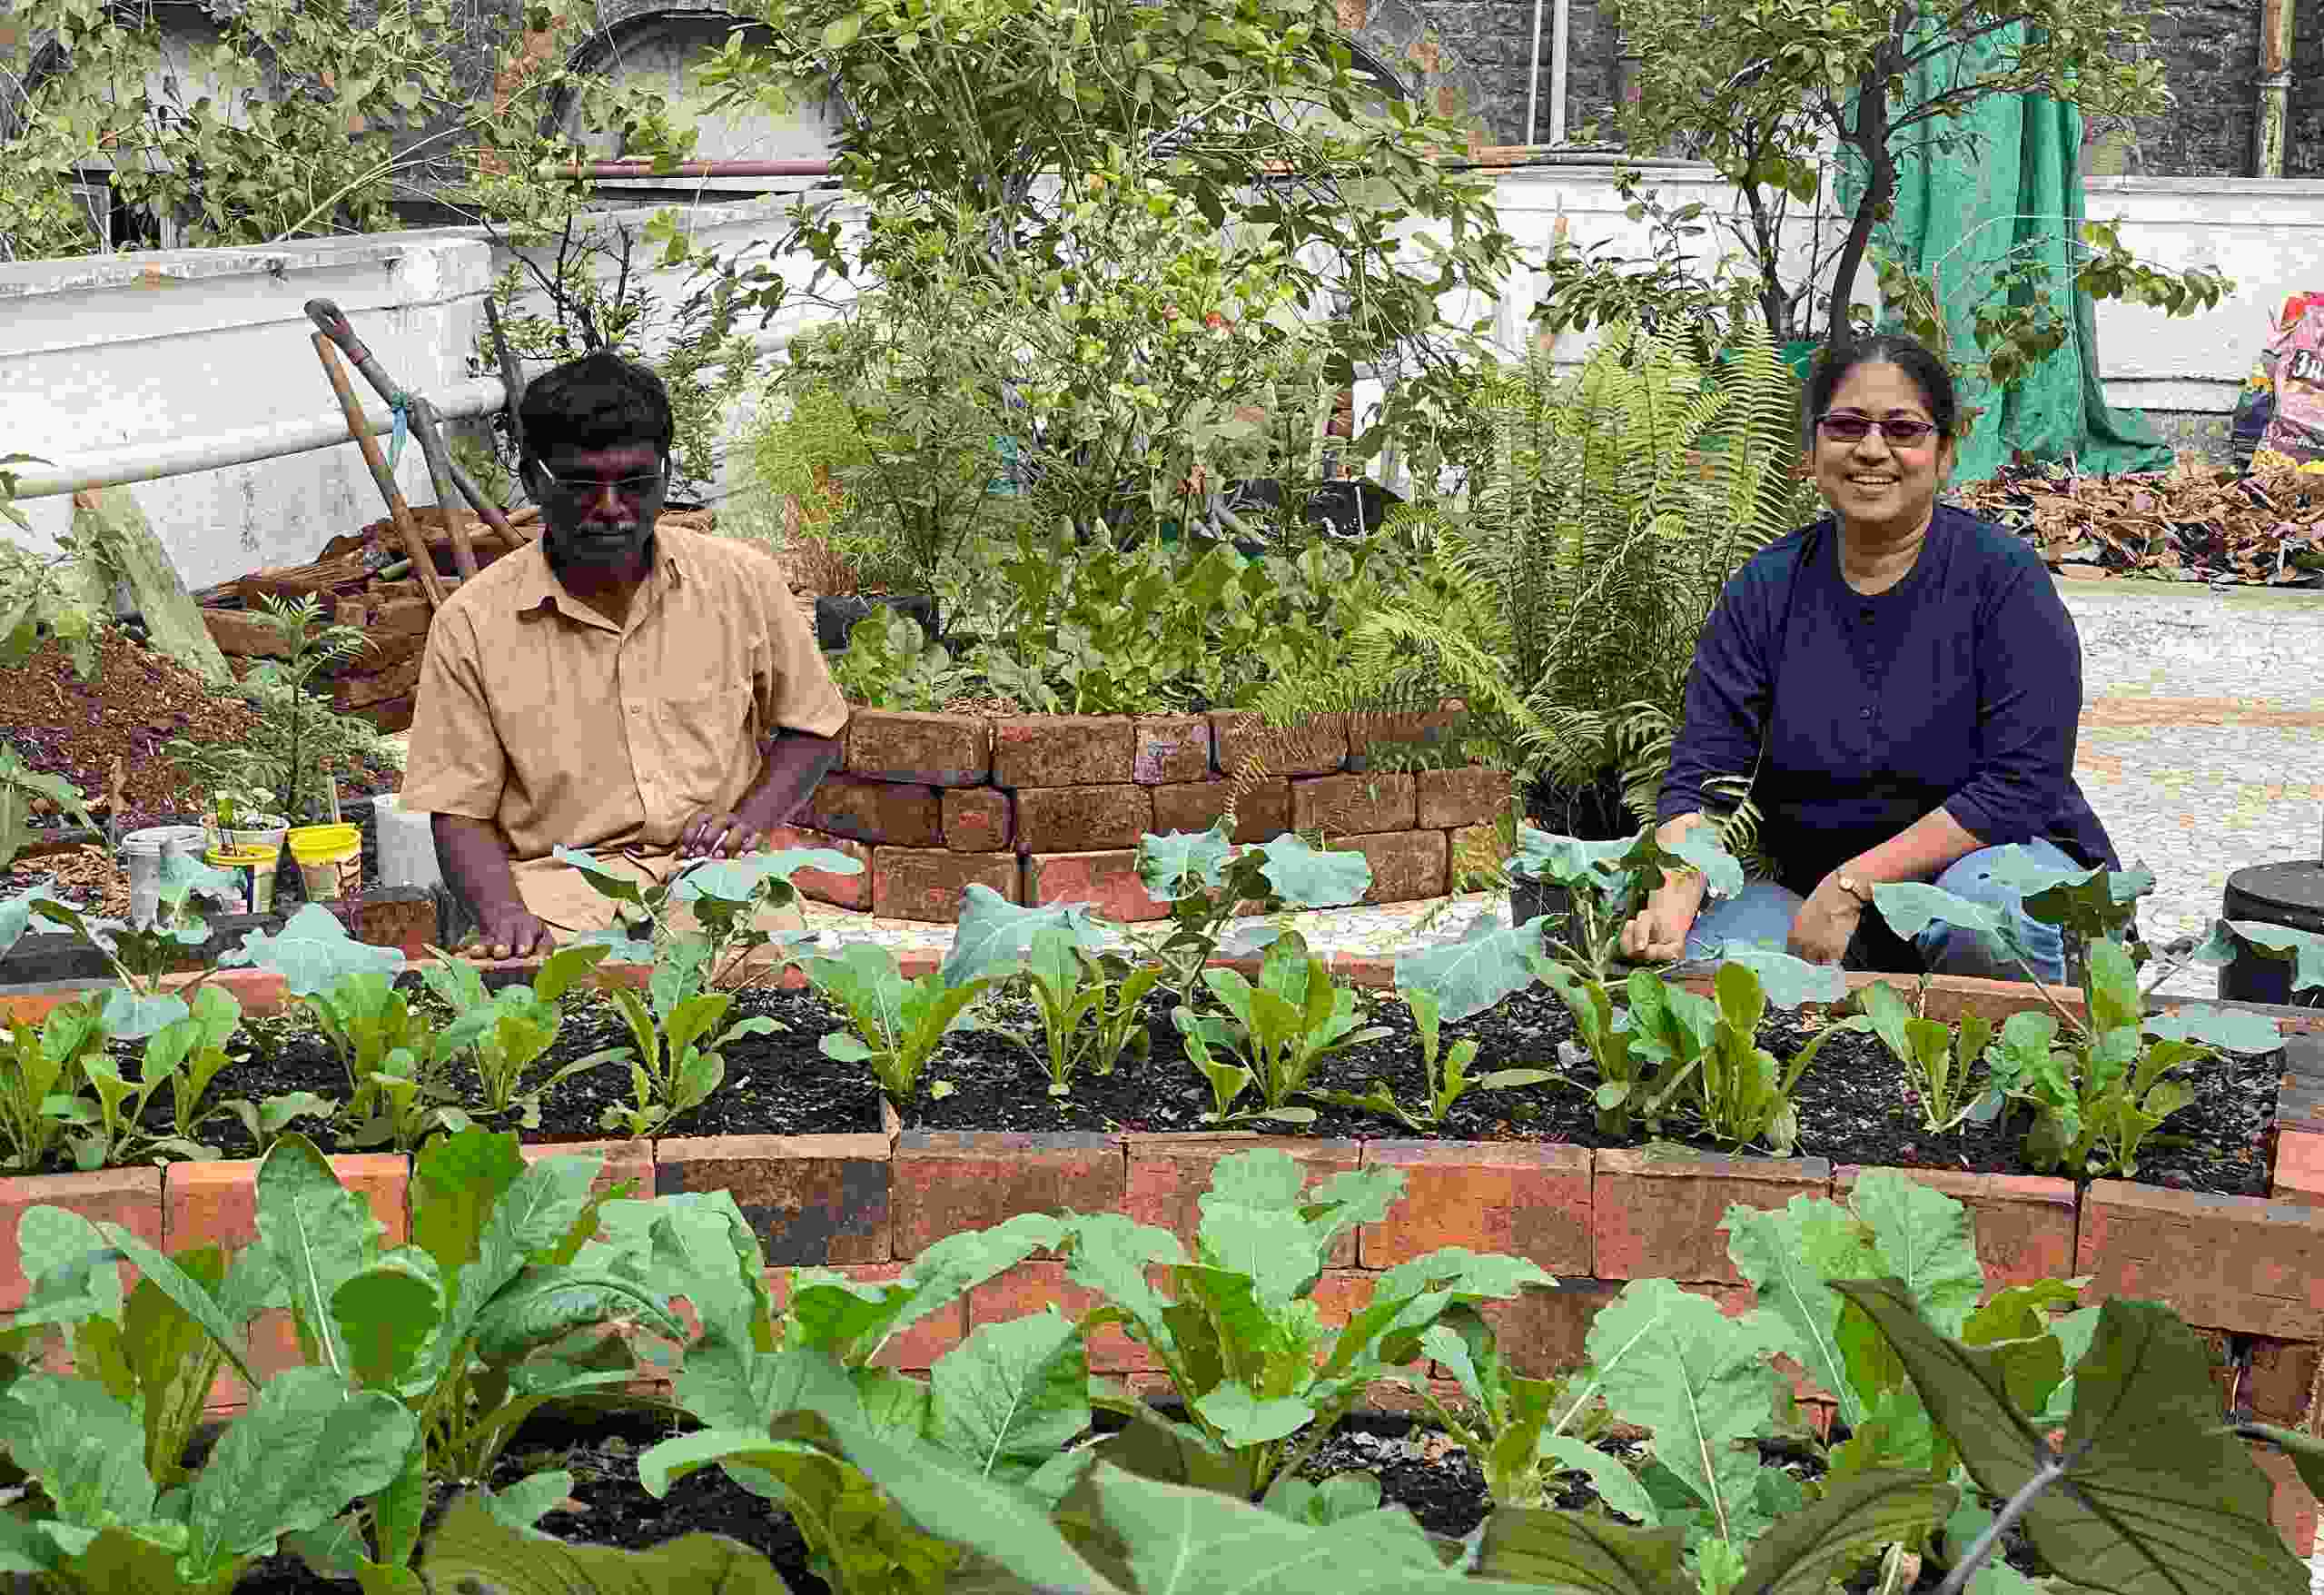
[
  {"xmin": 403, "ymin": 396, "xmax": 480, "ymax": 580},
  {"xmin": 311, "ymin": 332, "xmax": 448, "ymax": 610}
]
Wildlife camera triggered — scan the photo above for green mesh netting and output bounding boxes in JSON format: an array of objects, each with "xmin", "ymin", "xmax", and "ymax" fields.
[{"xmin": 1836, "ymin": 22, "xmax": 2173, "ymax": 484}]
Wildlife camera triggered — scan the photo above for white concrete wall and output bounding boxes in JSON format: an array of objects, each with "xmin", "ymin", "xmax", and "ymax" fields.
[{"xmin": 0, "ymin": 163, "xmax": 2309, "ymax": 589}]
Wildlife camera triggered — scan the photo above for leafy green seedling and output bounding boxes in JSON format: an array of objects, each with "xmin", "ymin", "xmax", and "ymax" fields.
[
  {"xmin": 1513, "ymin": 821, "xmax": 1745, "ymax": 984},
  {"xmin": 1191, "ymin": 928, "xmax": 1389, "ymax": 1116},
  {"xmin": 1314, "ymin": 985, "xmax": 1553, "ymax": 1130},
  {"xmin": 1859, "ymin": 978, "xmax": 2001, "ymax": 1134},
  {"xmin": 596, "ymin": 939, "xmax": 780, "ymax": 1135},
  {"xmin": 418, "ymin": 942, "xmax": 615, "ymax": 1125},
  {"xmin": 1002, "ymin": 926, "xmax": 1163, "ymax": 1095},
  {"xmin": 804, "ymin": 941, "xmax": 987, "ymax": 1102},
  {"xmin": 1132, "ymin": 823, "xmax": 1371, "ymax": 1006}
]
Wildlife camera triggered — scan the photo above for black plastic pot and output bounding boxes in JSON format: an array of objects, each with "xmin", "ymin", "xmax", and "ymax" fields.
[
  {"xmin": 1509, "ymin": 768, "xmax": 1636, "ymax": 942},
  {"xmin": 815, "ymin": 594, "xmax": 939, "ymax": 651},
  {"xmin": 1509, "ymin": 877, "xmax": 1574, "ymax": 933},
  {"xmin": 2219, "ymin": 860, "xmax": 2324, "ymax": 1007}
]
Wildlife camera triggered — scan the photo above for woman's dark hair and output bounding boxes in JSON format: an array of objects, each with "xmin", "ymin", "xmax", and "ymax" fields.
[
  {"xmin": 518, "ymin": 349, "xmax": 674, "ymax": 465},
  {"xmin": 1803, "ymin": 332, "xmax": 1960, "ymax": 440}
]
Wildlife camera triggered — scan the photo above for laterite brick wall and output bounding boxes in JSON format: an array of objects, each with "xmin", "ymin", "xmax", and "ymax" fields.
[{"xmin": 776, "ymin": 705, "xmax": 1507, "ymax": 923}]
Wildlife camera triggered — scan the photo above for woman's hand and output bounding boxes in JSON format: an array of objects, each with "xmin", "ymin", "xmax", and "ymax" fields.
[{"xmin": 1788, "ymin": 874, "xmax": 1864, "ymax": 965}]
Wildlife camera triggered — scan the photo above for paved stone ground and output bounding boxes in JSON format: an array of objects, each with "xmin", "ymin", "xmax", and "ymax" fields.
[{"xmin": 795, "ymin": 578, "xmax": 2324, "ymax": 1001}]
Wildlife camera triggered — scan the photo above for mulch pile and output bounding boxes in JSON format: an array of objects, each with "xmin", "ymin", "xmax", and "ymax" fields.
[{"xmin": 1960, "ymin": 457, "xmax": 2324, "ymax": 586}]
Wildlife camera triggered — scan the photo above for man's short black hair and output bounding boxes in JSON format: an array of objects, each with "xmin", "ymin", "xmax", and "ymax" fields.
[{"xmin": 518, "ymin": 349, "xmax": 675, "ymax": 466}]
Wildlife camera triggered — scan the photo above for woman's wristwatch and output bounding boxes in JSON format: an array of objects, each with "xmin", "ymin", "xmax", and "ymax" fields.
[{"xmin": 1834, "ymin": 873, "xmax": 1874, "ymax": 907}]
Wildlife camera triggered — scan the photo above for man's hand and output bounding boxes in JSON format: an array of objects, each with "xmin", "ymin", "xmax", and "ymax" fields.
[
  {"xmin": 462, "ymin": 906, "xmax": 556, "ymax": 963},
  {"xmin": 1787, "ymin": 875, "xmax": 1864, "ymax": 966},
  {"xmin": 678, "ymin": 810, "xmax": 764, "ymax": 859}
]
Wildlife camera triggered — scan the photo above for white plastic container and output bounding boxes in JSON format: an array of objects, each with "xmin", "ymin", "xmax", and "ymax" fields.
[
  {"xmin": 371, "ymin": 793, "xmax": 443, "ymax": 892},
  {"xmin": 120, "ymin": 825, "xmax": 211, "ymax": 926}
]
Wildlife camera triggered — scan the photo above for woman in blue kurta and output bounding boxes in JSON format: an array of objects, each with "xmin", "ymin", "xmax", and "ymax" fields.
[{"xmin": 1620, "ymin": 333, "xmax": 2119, "ymax": 984}]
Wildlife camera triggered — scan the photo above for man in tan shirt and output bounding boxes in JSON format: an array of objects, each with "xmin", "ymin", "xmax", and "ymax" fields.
[{"xmin": 401, "ymin": 352, "xmax": 847, "ymax": 956}]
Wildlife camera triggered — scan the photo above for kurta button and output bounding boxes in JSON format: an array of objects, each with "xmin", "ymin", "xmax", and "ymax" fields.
[{"xmin": 1859, "ymin": 708, "xmax": 1873, "ymax": 719}]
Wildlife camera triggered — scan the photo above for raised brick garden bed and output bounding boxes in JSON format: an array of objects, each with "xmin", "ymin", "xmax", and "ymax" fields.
[
  {"xmin": 785, "ymin": 704, "xmax": 1498, "ymax": 922},
  {"xmin": 5, "ymin": 956, "xmax": 2319, "ymax": 1550}
]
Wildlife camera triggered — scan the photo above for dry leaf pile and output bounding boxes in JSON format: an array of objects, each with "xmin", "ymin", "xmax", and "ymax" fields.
[{"xmin": 1957, "ymin": 458, "xmax": 2324, "ymax": 586}]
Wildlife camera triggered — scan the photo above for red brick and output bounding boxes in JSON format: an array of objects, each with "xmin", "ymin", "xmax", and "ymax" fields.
[
  {"xmin": 2076, "ymin": 1182, "xmax": 2324, "ymax": 1340},
  {"xmin": 766, "ymin": 1261, "xmax": 964, "ymax": 1370},
  {"xmin": 0, "ymin": 1166, "xmax": 163, "ymax": 1311},
  {"xmin": 1132, "ymin": 716, "xmax": 1211, "ymax": 784},
  {"xmin": 1594, "ymin": 1148, "xmax": 1833, "ymax": 1283},
  {"xmin": 1469, "ymin": 1277, "xmax": 1620, "ymax": 1378},
  {"xmin": 1341, "ymin": 829, "xmax": 1448, "ymax": 904},
  {"xmin": 872, "ymin": 847, "xmax": 1019, "ymax": 922},
  {"xmin": 2251, "ymin": 1441, "xmax": 2319, "ymax": 1556},
  {"xmin": 1416, "ymin": 766, "xmax": 1509, "ymax": 829},
  {"xmin": 656, "ymin": 1134, "xmax": 890, "ymax": 1266},
  {"xmin": 846, "ymin": 708, "xmax": 992, "ymax": 787},
  {"xmin": 762, "ymin": 826, "xmax": 873, "ymax": 909},
  {"xmin": 806, "ymin": 773, "xmax": 943, "ymax": 847},
  {"xmin": 1290, "ymin": 773, "xmax": 1417, "ymax": 836},
  {"xmin": 1122, "ymin": 1135, "xmax": 1364, "ymax": 1263},
  {"xmin": 1358, "ymin": 1142, "xmax": 1592, "ymax": 1273},
  {"xmin": 1345, "ymin": 702, "xmax": 1466, "ymax": 771},
  {"xmin": 1014, "ymin": 784, "xmax": 1152, "ymax": 854},
  {"xmin": 893, "ymin": 1132, "xmax": 1124, "ymax": 1258},
  {"xmin": 1833, "ymin": 1166, "xmax": 2077, "ymax": 1296},
  {"xmin": 969, "ymin": 1259, "xmax": 1152, "ymax": 1372},
  {"xmin": 2246, "ymin": 1338, "xmax": 2321, "ymax": 1428},
  {"xmin": 1023, "ymin": 850, "xmax": 1168, "ymax": 923},
  {"xmin": 1210, "ymin": 709, "xmax": 1347, "ymax": 779},
  {"xmin": 0, "ymin": 966, "xmax": 293, "ymax": 1026},
  {"xmin": 1150, "ymin": 778, "xmax": 1291, "ymax": 843},
  {"xmin": 994, "ymin": 716, "xmax": 1134, "ymax": 787},
  {"xmin": 942, "ymin": 788, "xmax": 1013, "ymax": 853},
  {"xmin": 2271, "ymin": 1126, "xmax": 2324, "ymax": 1205}
]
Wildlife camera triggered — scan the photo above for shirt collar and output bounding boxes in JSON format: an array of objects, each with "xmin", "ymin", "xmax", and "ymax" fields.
[{"xmin": 510, "ymin": 527, "xmax": 689, "ymax": 621}]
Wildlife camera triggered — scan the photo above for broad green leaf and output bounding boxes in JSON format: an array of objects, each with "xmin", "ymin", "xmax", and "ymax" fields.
[
  {"xmin": 100, "ymin": 987, "xmax": 190, "ymax": 1041},
  {"xmin": 1261, "ymin": 1471, "xmax": 1386, "ymax": 1526},
  {"xmin": 331, "ymin": 1262, "xmax": 440, "ymax": 1389},
  {"xmin": 1666, "ymin": 827, "xmax": 1748, "ymax": 901},
  {"xmin": 1509, "ymin": 827, "xmax": 1640, "ymax": 891},
  {"xmin": 1710, "ymin": 945, "xmax": 1848, "ymax": 1007},
  {"xmin": 1723, "ymin": 1195, "xmax": 1883, "ymax": 1427},
  {"xmin": 1869, "ymin": 882, "xmax": 2006, "ymax": 946},
  {"xmin": 1058, "ymin": 1211, "xmax": 1188, "ymax": 1350},
  {"xmin": 92, "ymin": 1221, "xmax": 261, "ymax": 1388},
  {"xmin": 925, "ymin": 1309, "xmax": 1092, "ymax": 1482},
  {"xmin": 1473, "ymin": 1503, "xmax": 1696, "ymax": 1595},
  {"xmin": 218, "ymin": 904, "xmax": 404, "ymax": 996},
  {"xmin": 673, "ymin": 847, "xmax": 863, "ymax": 906},
  {"xmin": 2225, "ymin": 919, "xmax": 2324, "ymax": 993},
  {"xmin": 1983, "ymin": 850, "xmax": 2152, "ymax": 944},
  {"xmin": 420, "ymin": 1491, "xmax": 794, "ymax": 1591},
  {"xmin": 1850, "ymin": 1170, "xmax": 1983, "ymax": 1336},
  {"xmin": 1136, "ymin": 827, "xmax": 1234, "ymax": 901},
  {"xmin": 1393, "ymin": 908, "xmax": 1545, "ymax": 1023},
  {"xmin": 0, "ymin": 1373, "xmax": 156, "ymax": 1526},
  {"xmin": 787, "ymin": 1211, "xmax": 1066, "ymax": 1364},
  {"xmin": 410, "ymin": 1127, "xmax": 528, "ymax": 1280},
  {"xmin": 121, "ymin": 1245, "xmax": 232, "ymax": 1487},
  {"xmin": 1834, "ymin": 1282, "xmax": 2307, "ymax": 1595},
  {"xmin": 250, "ymin": 1134, "xmax": 384, "ymax": 1377},
  {"xmin": 467, "ymin": 1265, "xmax": 680, "ymax": 1365},
  {"xmin": 942, "ymin": 884, "xmax": 1103, "ymax": 986},
  {"xmin": 2143, "ymin": 1004, "xmax": 2283, "ymax": 1055},
  {"xmin": 821, "ymin": 11, "xmax": 864, "ymax": 49},
  {"xmin": 1194, "ymin": 1381, "xmax": 1313, "ymax": 1446},
  {"xmin": 1584, "ymin": 1278, "xmax": 1785, "ymax": 1542},
  {"xmin": 482, "ymin": 1468, "xmax": 577, "ymax": 1533},
  {"xmin": 1730, "ymin": 1468, "xmax": 1956, "ymax": 1595},
  {"xmin": 530, "ymin": 943, "xmax": 614, "ymax": 1004},
  {"xmin": 180, "ymin": 1366, "xmax": 417, "ymax": 1581},
  {"xmin": 11, "ymin": 1204, "xmax": 128, "ymax": 1329},
  {"xmin": 0, "ymin": 884, "xmax": 65, "ymax": 959},
  {"xmin": 1538, "ymin": 1435, "xmax": 1661, "ymax": 1525},
  {"xmin": 548, "ymin": 845, "xmax": 649, "ymax": 909},
  {"xmin": 1251, "ymin": 831, "xmax": 1371, "ymax": 907}
]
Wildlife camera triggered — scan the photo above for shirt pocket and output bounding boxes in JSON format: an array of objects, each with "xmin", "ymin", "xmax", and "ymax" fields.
[{"xmin": 655, "ymin": 682, "xmax": 756, "ymax": 814}]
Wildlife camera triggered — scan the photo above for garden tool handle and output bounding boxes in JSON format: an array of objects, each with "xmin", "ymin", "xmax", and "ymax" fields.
[
  {"xmin": 311, "ymin": 332, "xmax": 449, "ymax": 610},
  {"xmin": 404, "ymin": 396, "xmax": 480, "ymax": 580}
]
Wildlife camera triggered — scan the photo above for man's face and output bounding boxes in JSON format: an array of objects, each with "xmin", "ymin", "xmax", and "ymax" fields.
[{"xmin": 531, "ymin": 443, "xmax": 668, "ymax": 575}]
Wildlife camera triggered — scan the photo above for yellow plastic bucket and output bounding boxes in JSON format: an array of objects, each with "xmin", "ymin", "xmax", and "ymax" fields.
[
  {"xmin": 287, "ymin": 823, "xmax": 362, "ymax": 901},
  {"xmin": 204, "ymin": 845, "xmax": 279, "ymax": 916}
]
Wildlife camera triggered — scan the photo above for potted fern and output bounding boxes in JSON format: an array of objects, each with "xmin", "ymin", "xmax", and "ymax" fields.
[{"xmin": 1255, "ymin": 317, "xmax": 1817, "ymax": 927}]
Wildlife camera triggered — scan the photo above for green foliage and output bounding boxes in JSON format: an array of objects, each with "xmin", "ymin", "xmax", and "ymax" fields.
[
  {"xmin": 1859, "ymin": 978, "xmax": 2002, "ymax": 1134},
  {"xmin": 1254, "ymin": 321, "xmax": 1818, "ymax": 827},
  {"xmin": 942, "ymin": 886, "xmax": 1108, "ymax": 987},
  {"xmin": 413, "ymin": 1492, "xmax": 795, "ymax": 1592},
  {"xmin": 0, "ymin": 742, "xmax": 97, "ymax": 876},
  {"xmin": 1176, "ymin": 930, "xmax": 1389, "ymax": 1124},
  {"xmin": 1002, "ymin": 926, "xmax": 1164, "ymax": 1096},
  {"xmin": 0, "ymin": 529, "xmax": 102, "ymax": 685},
  {"xmin": 1316, "ymin": 977, "xmax": 1555, "ymax": 1132},
  {"xmin": 10, "ymin": 850, "xmax": 242, "ymax": 1004},
  {"xmin": 596, "ymin": 940, "xmax": 783, "ymax": 1136},
  {"xmin": 1867, "ymin": 850, "xmax": 2291, "ymax": 1177},
  {"xmin": 1517, "ymin": 822, "xmax": 1748, "ymax": 984},
  {"xmin": 1132, "ymin": 823, "xmax": 1372, "ymax": 1007},
  {"xmin": 803, "ymin": 941, "xmax": 988, "ymax": 1103},
  {"xmin": 416, "ymin": 943, "xmax": 616, "ymax": 1125},
  {"xmin": 826, "ymin": 605, "xmax": 974, "ymax": 714},
  {"xmin": 553, "ymin": 843, "xmax": 842, "ymax": 992}
]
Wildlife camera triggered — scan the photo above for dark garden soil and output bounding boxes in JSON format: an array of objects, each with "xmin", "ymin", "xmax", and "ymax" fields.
[
  {"xmin": 228, "ymin": 1402, "xmax": 2039, "ymax": 1594},
  {"xmin": 79, "ymin": 976, "xmax": 2279, "ymax": 1193}
]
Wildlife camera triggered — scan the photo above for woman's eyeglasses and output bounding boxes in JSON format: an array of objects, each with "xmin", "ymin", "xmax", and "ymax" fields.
[
  {"xmin": 1815, "ymin": 412, "xmax": 1940, "ymax": 445},
  {"xmin": 529, "ymin": 457, "xmax": 668, "ymax": 504}
]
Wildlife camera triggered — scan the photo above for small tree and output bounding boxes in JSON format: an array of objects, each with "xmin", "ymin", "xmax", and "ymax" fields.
[{"xmin": 1583, "ymin": 0, "xmax": 2228, "ymax": 368}]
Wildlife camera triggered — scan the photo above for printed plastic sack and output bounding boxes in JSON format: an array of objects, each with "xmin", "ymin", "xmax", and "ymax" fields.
[{"xmin": 2257, "ymin": 292, "xmax": 2324, "ymax": 466}]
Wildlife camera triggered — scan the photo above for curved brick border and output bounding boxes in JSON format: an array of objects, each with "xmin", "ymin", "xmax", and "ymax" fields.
[
  {"xmin": 794, "ymin": 704, "xmax": 1498, "ymax": 921},
  {"xmin": 4, "ymin": 958, "xmax": 2319, "ymax": 1550}
]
